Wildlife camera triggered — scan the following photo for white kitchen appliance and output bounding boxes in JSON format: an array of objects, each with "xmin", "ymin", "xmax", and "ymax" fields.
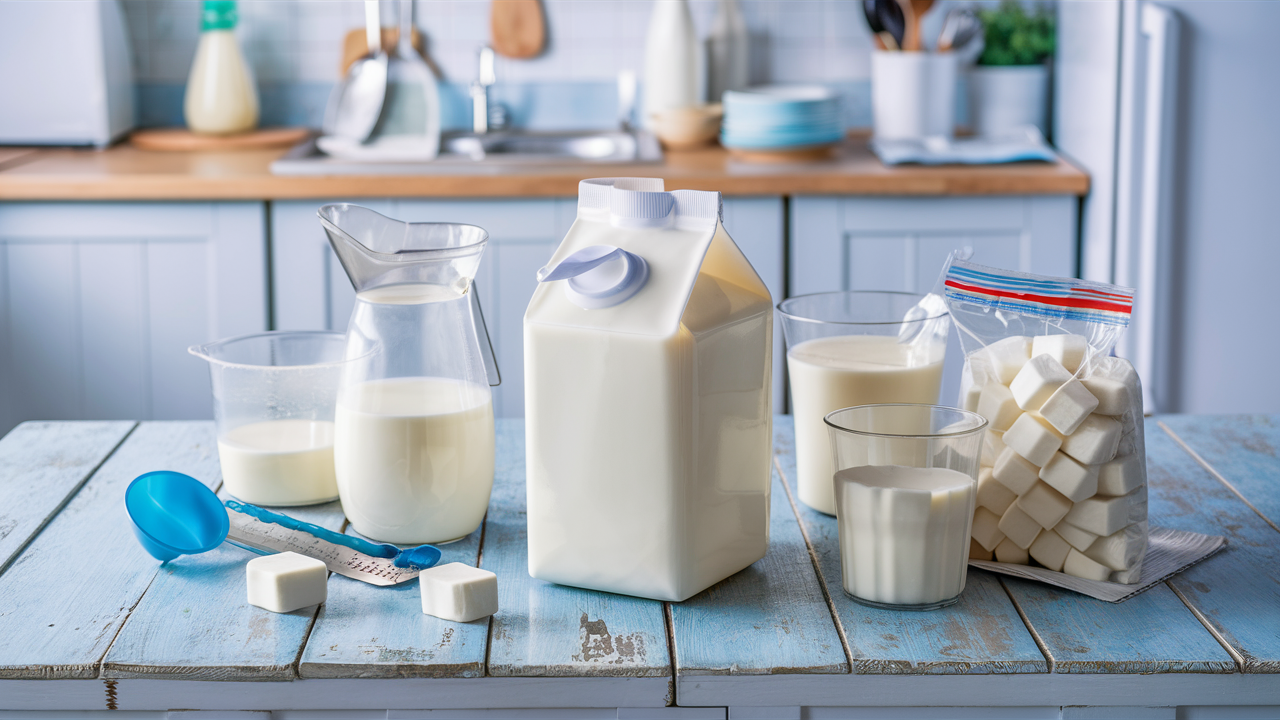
[{"xmin": 0, "ymin": 0, "xmax": 135, "ymax": 147}]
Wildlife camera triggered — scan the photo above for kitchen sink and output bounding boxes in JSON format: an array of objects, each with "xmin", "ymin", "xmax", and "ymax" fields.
[{"xmin": 270, "ymin": 130, "xmax": 662, "ymax": 175}]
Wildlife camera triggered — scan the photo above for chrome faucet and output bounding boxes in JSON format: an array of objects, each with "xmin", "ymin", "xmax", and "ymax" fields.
[{"xmin": 471, "ymin": 46, "xmax": 509, "ymax": 134}]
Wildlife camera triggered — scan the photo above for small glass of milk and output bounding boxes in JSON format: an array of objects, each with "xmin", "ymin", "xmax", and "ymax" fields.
[
  {"xmin": 190, "ymin": 331, "xmax": 369, "ymax": 507},
  {"xmin": 778, "ymin": 292, "xmax": 951, "ymax": 516},
  {"xmin": 826, "ymin": 404, "xmax": 987, "ymax": 610}
]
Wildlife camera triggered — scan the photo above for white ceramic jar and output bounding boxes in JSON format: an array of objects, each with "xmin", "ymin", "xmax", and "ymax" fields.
[{"xmin": 871, "ymin": 51, "xmax": 957, "ymax": 140}]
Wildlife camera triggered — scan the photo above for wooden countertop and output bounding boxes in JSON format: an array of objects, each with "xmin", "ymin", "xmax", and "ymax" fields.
[
  {"xmin": 0, "ymin": 135, "xmax": 1089, "ymax": 200},
  {"xmin": 1, "ymin": 414, "xmax": 1277, "ymax": 714}
]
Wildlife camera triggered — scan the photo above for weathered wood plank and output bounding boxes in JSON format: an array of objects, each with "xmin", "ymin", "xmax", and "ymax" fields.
[
  {"xmin": 299, "ymin": 524, "xmax": 488, "ymax": 679},
  {"xmin": 0, "ymin": 421, "xmax": 135, "ymax": 575},
  {"xmin": 1158, "ymin": 414, "xmax": 1280, "ymax": 526},
  {"xmin": 1147, "ymin": 416, "xmax": 1280, "ymax": 673},
  {"xmin": 0, "ymin": 422, "xmax": 221, "ymax": 679},
  {"xmin": 484, "ymin": 420, "xmax": 672, "ymax": 679},
  {"xmin": 101, "ymin": 495, "xmax": 346, "ymax": 681},
  {"xmin": 772, "ymin": 416, "xmax": 1047, "ymax": 674},
  {"xmin": 670, "ymin": 468, "xmax": 848, "ymax": 676}
]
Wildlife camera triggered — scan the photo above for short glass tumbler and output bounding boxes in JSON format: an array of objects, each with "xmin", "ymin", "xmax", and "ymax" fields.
[
  {"xmin": 190, "ymin": 331, "xmax": 355, "ymax": 507},
  {"xmin": 826, "ymin": 404, "xmax": 986, "ymax": 610}
]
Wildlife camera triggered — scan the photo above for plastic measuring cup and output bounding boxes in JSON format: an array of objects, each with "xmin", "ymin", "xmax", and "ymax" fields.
[{"xmin": 190, "ymin": 331, "xmax": 367, "ymax": 507}]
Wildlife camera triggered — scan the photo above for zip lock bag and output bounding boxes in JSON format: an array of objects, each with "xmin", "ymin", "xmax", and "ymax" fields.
[
  {"xmin": 524, "ymin": 178, "xmax": 773, "ymax": 602},
  {"xmin": 943, "ymin": 258, "xmax": 1148, "ymax": 584}
]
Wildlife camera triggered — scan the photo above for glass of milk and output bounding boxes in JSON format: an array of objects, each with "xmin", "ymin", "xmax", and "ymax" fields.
[
  {"xmin": 190, "ymin": 331, "xmax": 362, "ymax": 507},
  {"xmin": 826, "ymin": 404, "xmax": 986, "ymax": 610},
  {"xmin": 779, "ymin": 291, "xmax": 951, "ymax": 515}
]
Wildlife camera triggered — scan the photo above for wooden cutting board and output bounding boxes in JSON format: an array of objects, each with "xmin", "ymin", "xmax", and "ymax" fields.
[
  {"xmin": 341, "ymin": 27, "xmax": 424, "ymax": 74},
  {"xmin": 130, "ymin": 127, "xmax": 311, "ymax": 152},
  {"xmin": 491, "ymin": 0, "xmax": 545, "ymax": 59}
]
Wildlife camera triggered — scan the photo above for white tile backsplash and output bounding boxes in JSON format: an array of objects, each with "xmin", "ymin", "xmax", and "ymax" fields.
[{"xmin": 122, "ymin": 0, "xmax": 879, "ymax": 86}]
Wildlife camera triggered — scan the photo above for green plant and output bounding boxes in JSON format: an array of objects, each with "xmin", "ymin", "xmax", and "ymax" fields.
[{"xmin": 976, "ymin": 1, "xmax": 1056, "ymax": 66}]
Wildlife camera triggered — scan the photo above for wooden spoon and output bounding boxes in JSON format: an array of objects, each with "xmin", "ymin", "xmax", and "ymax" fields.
[
  {"xmin": 490, "ymin": 0, "xmax": 546, "ymax": 59},
  {"xmin": 908, "ymin": 0, "xmax": 934, "ymax": 51}
]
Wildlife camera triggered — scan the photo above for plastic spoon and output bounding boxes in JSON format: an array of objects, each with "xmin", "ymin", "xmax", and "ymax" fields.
[{"xmin": 124, "ymin": 471, "xmax": 440, "ymax": 586}]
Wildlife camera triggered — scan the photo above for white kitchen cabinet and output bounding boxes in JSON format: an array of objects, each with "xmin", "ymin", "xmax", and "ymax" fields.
[
  {"xmin": 271, "ymin": 196, "xmax": 786, "ymax": 417},
  {"xmin": 789, "ymin": 195, "xmax": 1078, "ymax": 407},
  {"xmin": 0, "ymin": 202, "xmax": 268, "ymax": 434}
]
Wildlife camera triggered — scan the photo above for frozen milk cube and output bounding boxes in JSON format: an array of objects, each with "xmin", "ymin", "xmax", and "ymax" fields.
[
  {"xmin": 1062, "ymin": 414, "xmax": 1123, "ymax": 465},
  {"xmin": 981, "ymin": 431, "xmax": 1007, "ymax": 468},
  {"xmin": 1081, "ymin": 377, "xmax": 1131, "ymax": 416},
  {"xmin": 1111, "ymin": 566, "xmax": 1142, "ymax": 584},
  {"xmin": 420, "ymin": 562, "xmax": 499, "ymax": 622},
  {"xmin": 1029, "ymin": 529, "xmax": 1072, "ymax": 572},
  {"xmin": 246, "ymin": 552, "xmax": 328, "ymax": 614},
  {"xmin": 1054, "ymin": 521, "xmax": 1099, "ymax": 552},
  {"xmin": 969, "ymin": 538, "xmax": 994, "ymax": 561},
  {"xmin": 971, "ymin": 506, "xmax": 1006, "ymax": 552},
  {"xmin": 993, "ymin": 446, "xmax": 1040, "ymax": 495},
  {"xmin": 963, "ymin": 383, "xmax": 983, "ymax": 413},
  {"xmin": 1004, "ymin": 412, "xmax": 1064, "ymax": 467},
  {"xmin": 977, "ymin": 384, "xmax": 1022, "ymax": 432},
  {"xmin": 982, "ymin": 336, "xmax": 1032, "ymax": 384},
  {"xmin": 998, "ymin": 503, "xmax": 1042, "ymax": 550},
  {"xmin": 1097, "ymin": 454, "xmax": 1145, "ymax": 496},
  {"xmin": 1017, "ymin": 481, "xmax": 1073, "ymax": 530},
  {"xmin": 1063, "ymin": 548, "xmax": 1112, "ymax": 582},
  {"xmin": 1039, "ymin": 451, "xmax": 1099, "ymax": 503},
  {"xmin": 1010, "ymin": 354, "xmax": 1073, "ymax": 411},
  {"xmin": 1084, "ymin": 521, "xmax": 1148, "ymax": 572},
  {"xmin": 977, "ymin": 467, "xmax": 1017, "ymax": 515},
  {"xmin": 1039, "ymin": 378, "xmax": 1100, "ymax": 435},
  {"xmin": 1032, "ymin": 334, "xmax": 1088, "ymax": 374},
  {"xmin": 995, "ymin": 537, "xmax": 1030, "ymax": 564},
  {"xmin": 1063, "ymin": 486, "xmax": 1145, "ymax": 536}
]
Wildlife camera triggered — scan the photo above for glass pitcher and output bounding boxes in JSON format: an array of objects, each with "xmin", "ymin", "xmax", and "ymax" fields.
[{"xmin": 318, "ymin": 204, "xmax": 500, "ymax": 545}]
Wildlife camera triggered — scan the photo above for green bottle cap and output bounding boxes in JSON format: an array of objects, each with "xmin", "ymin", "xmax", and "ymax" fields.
[{"xmin": 201, "ymin": 1, "xmax": 238, "ymax": 31}]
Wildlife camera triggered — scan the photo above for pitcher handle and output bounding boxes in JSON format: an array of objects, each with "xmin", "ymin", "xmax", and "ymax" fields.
[{"xmin": 470, "ymin": 282, "xmax": 501, "ymax": 387}]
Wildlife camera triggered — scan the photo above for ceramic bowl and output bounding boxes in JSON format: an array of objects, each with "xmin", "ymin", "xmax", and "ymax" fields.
[{"xmin": 650, "ymin": 104, "xmax": 724, "ymax": 150}]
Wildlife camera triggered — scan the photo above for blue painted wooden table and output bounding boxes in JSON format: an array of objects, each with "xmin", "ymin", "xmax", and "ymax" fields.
[{"xmin": 1, "ymin": 416, "xmax": 1278, "ymax": 718}]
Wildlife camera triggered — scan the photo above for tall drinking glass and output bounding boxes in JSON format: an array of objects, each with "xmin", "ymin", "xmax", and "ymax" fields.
[
  {"xmin": 779, "ymin": 291, "xmax": 950, "ymax": 515},
  {"xmin": 826, "ymin": 404, "xmax": 986, "ymax": 610}
]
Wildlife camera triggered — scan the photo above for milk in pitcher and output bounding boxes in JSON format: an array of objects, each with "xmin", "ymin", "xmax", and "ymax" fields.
[{"xmin": 524, "ymin": 178, "xmax": 773, "ymax": 602}]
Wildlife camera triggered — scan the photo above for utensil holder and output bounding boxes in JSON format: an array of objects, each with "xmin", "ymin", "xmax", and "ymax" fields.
[{"xmin": 871, "ymin": 51, "xmax": 957, "ymax": 140}]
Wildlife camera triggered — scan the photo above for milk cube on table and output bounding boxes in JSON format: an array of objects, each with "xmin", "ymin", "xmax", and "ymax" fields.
[
  {"xmin": 1084, "ymin": 521, "xmax": 1148, "ymax": 571},
  {"xmin": 969, "ymin": 538, "xmax": 994, "ymax": 561},
  {"xmin": 977, "ymin": 467, "xmax": 1017, "ymax": 515},
  {"xmin": 1055, "ymin": 521, "xmax": 1099, "ymax": 553},
  {"xmin": 971, "ymin": 506, "xmax": 1006, "ymax": 552},
  {"xmin": 1004, "ymin": 412, "xmax": 1064, "ymax": 467},
  {"xmin": 1032, "ymin": 334, "xmax": 1088, "ymax": 374},
  {"xmin": 1018, "ymin": 481, "xmax": 1073, "ymax": 530},
  {"xmin": 1097, "ymin": 454, "xmax": 1145, "ymax": 496},
  {"xmin": 995, "ymin": 537, "xmax": 1030, "ymax": 564},
  {"xmin": 983, "ymin": 336, "xmax": 1032, "ymax": 384},
  {"xmin": 1081, "ymin": 377, "xmax": 1131, "ymax": 416},
  {"xmin": 1064, "ymin": 548, "xmax": 1112, "ymax": 581},
  {"xmin": 420, "ymin": 562, "xmax": 499, "ymax": 622},
  {"xmin": 993, "ymin": 447, "xmax": 1040, "ymax": 496},
  {"xmin": 1062, "ymin": 414, "xmax": 1123, "ymax": 465},
  {"xmin": 1063, "ymin": 486, "xmax": 1146, "ymax": 537},
  {"xmin": 981, "ymin": 431, "xmax": 1007, "ymax": 468},
  {"xmin": 977, "ymin": 384, "xmax": 1022, "ymax": 432},
  {"xmin": 1010, "ymin": 354, "xmax": 1073, "ymax": 411},
  {"xmin": 1040, "ymin": 378, "xmax": 1100, "ymax": 435},
  {"xmin": 1039, "ymin": 451, "xmax": 1099, "ymax": 503},
  {"xmin": 1029, "ymin": 529, "xmax": 1072, "ymax": 572},
  {"xmin": 998, "ymin": 503, "xmax": 1042, "ymax": 550},
  {"xmin": 246, "ymin": 552, "xmax": 328, "ymax": 614}
]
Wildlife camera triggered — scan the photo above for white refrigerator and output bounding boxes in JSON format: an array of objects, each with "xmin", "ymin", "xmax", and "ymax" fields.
[{"xmin": 1055, "ymin": 0, "xmax": 1280, "ymax": 415}]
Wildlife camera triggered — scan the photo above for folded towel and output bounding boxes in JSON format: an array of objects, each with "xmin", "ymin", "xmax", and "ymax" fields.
[{"xmin": 872, "ymin": 126, "xmax": 1057, "ymax": 166}]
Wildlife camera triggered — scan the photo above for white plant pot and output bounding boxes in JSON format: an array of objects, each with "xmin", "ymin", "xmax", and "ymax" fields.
[
  {"xmin": 968, "ymin": 64, "xmax": 1049, "ymax": 137},
  {"xmin": 871, "ymin": 51, "xmax": 957, "ymax": 140}
]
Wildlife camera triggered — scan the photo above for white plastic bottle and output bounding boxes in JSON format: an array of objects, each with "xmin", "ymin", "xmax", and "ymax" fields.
[
  {"xmin": 706, "ymin": 0, "xmax": 749, "ymax": 103},
  {"xmin": 643, "ymin": 0, "xmax": 703, "ymax": 127},
  {"xmin": 184, "ymin": 0, "xmax": 259, "ymax": 135}
]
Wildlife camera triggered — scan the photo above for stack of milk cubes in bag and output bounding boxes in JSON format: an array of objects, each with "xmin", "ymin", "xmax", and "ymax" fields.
[{"xmin": 943, "ymin": 259, "xmax": 1148, "ymax": 584}]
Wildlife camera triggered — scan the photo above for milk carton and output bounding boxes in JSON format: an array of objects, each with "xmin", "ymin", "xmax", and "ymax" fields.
[{"xmin": 524, "ymin": 178, "xmax": 773, "ymax": 602}]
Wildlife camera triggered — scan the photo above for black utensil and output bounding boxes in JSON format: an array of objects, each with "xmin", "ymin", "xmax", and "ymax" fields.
[{"xmin": 876, "ymin": 0, "xmax": 906, "ymax": 51}]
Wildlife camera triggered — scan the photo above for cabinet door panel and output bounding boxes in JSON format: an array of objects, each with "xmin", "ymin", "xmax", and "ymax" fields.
[
  {"xmin": 80, "ymin": 242, "xmax": 148, "ymax": 420},
  {"xmin": 722, "ymin": 197, "xmax": 786, "ymax": 411},
  {"xmin": 492, "ymin": 241, "xmax": 558, "ymax": 418},
  {"xmin": 848, "ymin": 235, "xmax": 912, "ymax": 292},
  {"xmin": 6, "ymin": 242, "xmax": 81, "ymax": 422},
  {"xmin": 146, "ymin": 240, "xmax": 212, "ymax": 420}
]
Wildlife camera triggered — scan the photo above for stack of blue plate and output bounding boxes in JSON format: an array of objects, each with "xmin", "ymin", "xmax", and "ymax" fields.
[{"xmin": 721, "ymin": 86, "xmax": 843, "ymax": 150}]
